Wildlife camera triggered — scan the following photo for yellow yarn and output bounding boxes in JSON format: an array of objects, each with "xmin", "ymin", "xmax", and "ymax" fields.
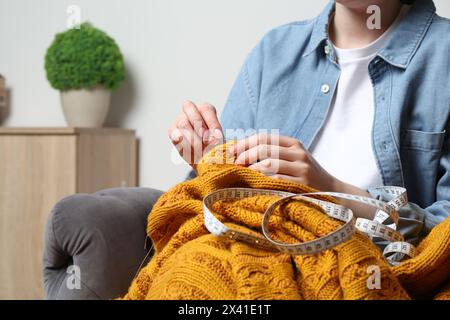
[{"xmin": 123, "ymin": 143, "xmax": 450, "ymax": 300}]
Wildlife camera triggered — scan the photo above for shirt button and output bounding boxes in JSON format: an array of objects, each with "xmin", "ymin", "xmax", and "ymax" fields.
[
  {"xmin": 321, "ymin": 84, "xmax": 330, "ymax": 94},
  {"xmin": 324, "ymin": 44, "xmax": 331, "ymax": 55}
]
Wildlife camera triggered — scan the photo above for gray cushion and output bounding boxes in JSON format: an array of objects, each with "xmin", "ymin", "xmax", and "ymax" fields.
[{"xmin": 43, "ymin": 187, "xmax": 163, "ymax": 300}]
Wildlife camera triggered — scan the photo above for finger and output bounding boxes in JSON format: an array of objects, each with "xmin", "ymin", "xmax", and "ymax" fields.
[
  {"xmin": 182, "ymin": 100, "xmax": 207, "ymax": 138},
  {"xmin": 249, "ymin": 159, "xmax": 302, "ymax": 176},
  {"xmin": 173, "ymin": 134, "xmax": 184, "ymax": 158},
  {"xmin": 176, "ymin": 115, "xmax": 203, "ymax": 164},
  {"xmin": 235, "ymin": 145, "xmax": 302, "ymax": 166},
  {"xmin": 235, "ymin": 144, "xmax": 272, "ymax": 166},
  {"xmin": 197, "ymin": 103, "xmax": 223, "ymax": 143},
  {"xmin": 169, "ymin": 124, "xmax": 186, "ymax": 161},
  {"xmin": 176, "ymin": 114, "xmax": 195, "ymax": 139},
  {"xmin": 168, "ymin": 125, "xmax": 184, "ymax": 144},
  {"xmin": 233, "ymin": 134, "xmax": 301, "ymax": 157},
  {"xmin": 177, "ymin": 130, "xmax": 204, "ymax": 165}
]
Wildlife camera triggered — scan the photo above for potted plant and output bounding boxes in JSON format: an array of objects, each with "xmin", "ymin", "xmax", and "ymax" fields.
[{"xmin": 45, "ymin": 22, "xmax": 125, "ymax": 127}]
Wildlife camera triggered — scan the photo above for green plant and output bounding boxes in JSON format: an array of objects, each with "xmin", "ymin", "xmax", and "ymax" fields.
[{"xmin": 45, "ymin": 22, "xmax": 125, "ymax": 91}]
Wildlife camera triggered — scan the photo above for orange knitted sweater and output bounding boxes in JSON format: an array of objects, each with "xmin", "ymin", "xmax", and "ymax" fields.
[{"xmin": 123, "ymin": 144, "xmax": 450, "ymax": 300}]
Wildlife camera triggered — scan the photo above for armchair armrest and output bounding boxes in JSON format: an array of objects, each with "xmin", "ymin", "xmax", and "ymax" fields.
[{"xmin": 43, "ymin": 187, "xmax": 163, "ymax": 300}]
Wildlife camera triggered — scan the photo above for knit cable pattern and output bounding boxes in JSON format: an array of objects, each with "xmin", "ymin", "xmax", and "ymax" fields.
[{"xmin": 123, "ymin": 143, "xmax": 450, "ymax": 300}]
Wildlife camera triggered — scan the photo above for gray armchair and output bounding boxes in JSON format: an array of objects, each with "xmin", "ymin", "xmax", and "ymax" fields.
[{"xmin": 43, "ymin": 187, "xmax": 164, "ymax": 300}]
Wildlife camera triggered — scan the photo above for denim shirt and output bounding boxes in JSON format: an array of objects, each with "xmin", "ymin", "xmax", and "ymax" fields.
[{"xmin": 220, "ymin": 0, "xmax": 450, "ymax": 242}]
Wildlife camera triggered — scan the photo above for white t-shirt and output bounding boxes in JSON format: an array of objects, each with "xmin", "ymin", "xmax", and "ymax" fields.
[{"xmin": 310, "ymin": 6, "xmax": 408, "ymax": 190}]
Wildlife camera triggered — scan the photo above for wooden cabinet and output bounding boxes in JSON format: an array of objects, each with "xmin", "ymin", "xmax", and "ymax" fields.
[{"xmin": 0, "ymin": 128, "xmax": 138, "ymax": 299}]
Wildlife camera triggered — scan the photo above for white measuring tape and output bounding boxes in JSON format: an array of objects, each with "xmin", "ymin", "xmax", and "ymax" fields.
[{"xmin": 203, "ymin": 186, "xmax": 417, "ymax": 265}]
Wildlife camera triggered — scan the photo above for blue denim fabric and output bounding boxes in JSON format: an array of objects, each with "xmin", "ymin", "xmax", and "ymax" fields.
[{"xmin": 220, "ymin": 0, "xmax": 450, "ymax": 242}]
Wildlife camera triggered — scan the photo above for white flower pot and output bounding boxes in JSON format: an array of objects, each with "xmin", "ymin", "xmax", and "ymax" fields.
[{"xmin": 60, "ymin": 86, "xmax": 111, "ymax": 127}]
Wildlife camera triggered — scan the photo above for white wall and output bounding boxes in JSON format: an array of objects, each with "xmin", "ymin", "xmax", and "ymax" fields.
[{"xmin": 1, "ymin": 0, "xmax": 449, "ymax": 190}]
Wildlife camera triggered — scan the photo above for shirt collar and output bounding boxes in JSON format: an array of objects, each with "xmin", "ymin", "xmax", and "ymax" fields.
[
  {"xmin": 303, "ymin": 0, "xmax": 436, "ymax": 69},
  {"xmin": 303, "ymin": 0, "xmax": 334, "ymax": 58}
]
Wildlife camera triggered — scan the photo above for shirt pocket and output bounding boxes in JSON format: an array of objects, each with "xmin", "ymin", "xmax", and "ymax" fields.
[
  {"xmin": 401, "ymin": 129, "xmax": 446, "ymax": 153},
  {"xmin": 400, "ymin": 129, "xmax": 446, "ymax": 206}
]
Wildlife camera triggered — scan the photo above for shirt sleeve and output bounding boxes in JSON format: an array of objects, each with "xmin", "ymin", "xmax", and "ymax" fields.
[
  {"xmin": 220, "ymin": 42, "xmax": 264, "ymax": 139},
  {"xmin": 220, "ymin": 62, "xmax": 255, "ymax": 137}
]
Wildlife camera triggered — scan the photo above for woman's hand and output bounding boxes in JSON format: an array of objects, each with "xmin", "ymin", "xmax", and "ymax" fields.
[
  {"xmin": 168, "ymin": 101, "xmax": 224, "ymax": 166},
  {"xmin": 232, "ymin": 133, "xmax": 376, "ymax": 219},
  {"xmin": 233, "ymin": 134, "xmax": 339, "ymax": 191}
]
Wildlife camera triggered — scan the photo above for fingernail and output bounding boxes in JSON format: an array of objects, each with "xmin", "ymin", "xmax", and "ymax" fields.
[{"xmin": 172, "ymin": 134, "xmax": 183, "ymax": 143}]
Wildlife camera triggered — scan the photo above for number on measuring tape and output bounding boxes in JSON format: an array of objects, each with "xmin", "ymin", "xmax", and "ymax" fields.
[{"xmin": 202, "ymin": 186, "xmax": 416, "ymax": 265}]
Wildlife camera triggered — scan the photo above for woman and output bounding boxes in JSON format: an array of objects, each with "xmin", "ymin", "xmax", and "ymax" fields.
[{"xmin": 168, "ymin": 0, "xmax": 450, "ymax": 243}]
